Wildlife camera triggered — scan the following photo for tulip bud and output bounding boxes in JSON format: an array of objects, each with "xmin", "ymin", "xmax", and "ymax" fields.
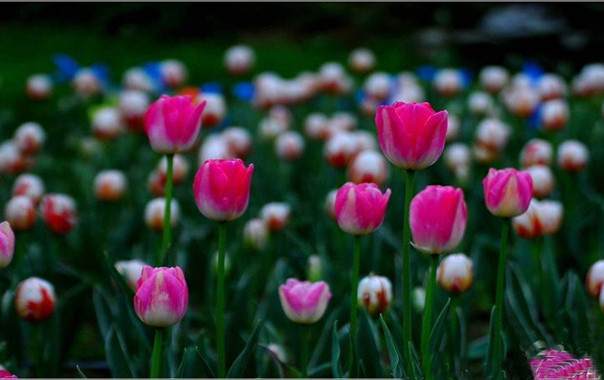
[
  {"xmin": 541, "ymin": 99, "xmax": 569, "ymax": 131},
  {"xmin": 347, "ymin": 150, "xmax": 389, "ymax": 186},
  {"xmin": 437, "ymin": 254, "xmax": 473, "ymax": 293},
  {"xmin": 376, "ymin": 102, "xmax": 448, "ymax": 170},
  {"xmin": 558, "ymin": 140, "xmax": 589, "ymax": 172},
  {"xmin": 526, "ymin": 165, "xmax": 554, "ymax": 198},
  {"xmin": 0, "ymin": 368, "xmax": 17, "ymax": 378},
  {"xmin": 259, "ymin": 117, "xmax": 289, "ymax": 141},
  {"xmin": 538, "ymin": 74, "xmax": 567, "ymax": 101},
  {"xmin": 503, "ymin": 86, "xmax": 540, "ymax": 118},
  {"xmin": 444, "ymin": 143, "xmax": 471, "ymax": 172},
  {"xmin": 224, "ymin": 45, "xmax": 255, "ymax": 75},
  {"xmin": 12, "ymin": 174, "xmax": 44, "ymax": 204},
  {"xmin": 92, "ymin": 107, "xmax": 124, "ymax": 140},
  {"xmin": 73, "ymin": 68, "xmax": 102, "ymax": 97},
  {"xmin": 160, "ymin": 60, "xmax": 187, "ymax": 88},
  {"xmin": 0, "ymin": 142, "xmax": 30, "ymax": 175},
  {"xmin": 328, "ymin": 112, "xmax": 357, "ymax": 137},
  {"xmin": 475, "ymin": 118, "xmax": 511, "ymax": 153},
  {"xmin": 483, "ymin": 168, "xmax": 533, "ymax": 218},
  {"xmin": 260, "ymin": 202, "xmax": 291, "ymax": 232},
  {"xmin": 324, "ymin": 132, "xmax": 358, "ymax": 168},
  {"xmin": 123, "ymin": 68, "xmax": 154, "ymax": 93},
  {"xmin": 223, "ymin": 127, "xmax": 252, "ymax": 158},
  {"xmin": 391, "ymin": 85, "xmax": 426, "ymax": 104},
  {"xmin": 479, "ymin": 66, "xmax": 509, "ymax": 94},
  {"xmin": 468, "ymin": 92, "xmax": 493, "ymax": 116},
  {"xmin": 94, "ymin": 170, "xmax": 127, "ymax": 201},
  {"xmin": 319, "ymin": 62, "xmax": 351, "ymax": 95},
  {"xmin": 144, "ymin": 198, "xmax": 180, "ymax": 230},
  {"xmin": 134, "ymin": 266, "xmax": 188, "ymax": 327},
  {"xmin": 197, "ymin": 93, "xmax": 226, "ymax": 128},
  {"xmin": 278, "ymin": 278, "xmax": 331, "ymax": 324},
  {"xmin": 15, "ymin": 277, "xmax": 56, "ymax": 322},
  {"xmin": 115, "ymin": 259, "xmax": 146, "ymax": 291},
  {"xmin": 4, "ymin": 196, "xmax": 36, "ymax": 231},
  {"xmin": 335, "ymin": 182, "xmax": 391, "ymax": 235},
  {"xmin": 144, "ymin": 95, "xmax": 206, "ymax": 154},
  {"xmin": 119, "ymin": 90, "xmax": 150, "ymax": 132},
  {"xmin": 520, "ymin": 139, "xmax": 553, "ymax": 168},
  {"xmin": 157, "ymin": 154, "xmax": 189, "ymax": 186},
  {"xmin": 587, "ymin": 260, "xmax": 604, "ymax": 298},
  {"xmin": 40, "ymin": 194, "xmax": 77, "ymax": 234},
  {"xmin": 325, "ymin": 189, "xmax": 338, "ymax": 220},
  {"xmin": 304, "ymin": 113, "xmax": 329, "ymax": 141},
  {"xmin": 410, "ymin": 186, "xmax": 467, "ymax": 254},
  {"xmin": 364, "ymin": 72, "xmax": 391, "ymax": 100},
  {"xmin": 349, "ymin": 48, "xmax": 375, "ymax": 74},
  {"xmin": 0, "ymin": 222, "xmax": 15, "ymax": 269},
  {"xmin": 275, "ymin": 131, "xmax": 305, "ymax": 161},
  {"xmin": 243, "ymin": 218, "xmax": 269, "ymax": 250},
  {"xmin": 26, "ymin": 74, "xmax": 52, "ymax": 100},
  {"xmin": 434, "ymin": 69, "xmax": 464, "ymax": 97},
  {"xmin": 267, "ymin": 343, "xmax": 288, "ymax": 363},
  {"xmin": 307, "ymin": 255, "xmax": 323, "ymax": 282},
  {"xmin": 14, "ymin": 122, "xmax": 45, "ymax": 155},
  {"xmin": 357, "ymin": 275, "xmax": 392, "ymax": 316},
  {"xmin": 537, "ymin": 200, "xmax": 564, "ymax": 235}
]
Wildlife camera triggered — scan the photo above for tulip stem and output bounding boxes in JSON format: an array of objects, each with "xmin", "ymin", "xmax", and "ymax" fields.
[
  {"xmin": 158, "ymin": 153, "xmax": 174, "ymax": 266},
  {"xmin": 300, "ymin": 324, "xmax": 309, "ymax": 377},
  {"xmin": 421, "ymin": 255, "xmax": 438, "ymax": 380},
  {"xmin": 217, "ymin": 221, "xmax": 227, "ymax": 378},
  {"xmin": 150, "ymin": 328, "xmax": 163, "ymax": 378},
  {"xmin": 402, "ymin": 169, "xmax": 416, "ymax": 377},
  {"xmin": 348, "ymin": 235, "xmax": 361, "ymax": 376},
  {"xmin": 492, "ymin": 220, "xmax": 509, "ymax": 379}
]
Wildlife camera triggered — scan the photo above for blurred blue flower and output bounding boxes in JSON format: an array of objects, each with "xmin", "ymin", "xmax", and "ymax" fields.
[
  {"xmin": 459, "ymin": 68, "xmax": 473, "ymax": 87},
  {"xmin": 143, "ymin": 62, "xmax": 165, "ymax": 93},
  {"xmin": 202, "ymin": 82, "xmax": 222, "ymax": 94},
  {"xmin": 233, "ymin": 82, "xmax": 255, "ymax": 101},
  {"xmin": 522, "ymin": 62, "xmax": 544, "ymax": 85},
  {"xmin": 417, "ymin": 65, "xmax": 437, "ymax": 82},
  {"xmin": 528, "ymin": 104, "xmax": 543, "ymax": 131},
  {"xmin": 53, "ymin": 54, "xmax": 80, "ymax": 83}
]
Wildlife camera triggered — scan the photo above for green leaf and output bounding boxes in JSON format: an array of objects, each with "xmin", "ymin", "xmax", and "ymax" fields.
[
  {"xmin": 76, "ymin": 365, "xmax": 87, "ymax": 378},
  {"xmin": 331, "ymin": 320, "xmax": 343, "ymax": 378},
  {"xmin": 226, "ymin": 320, "xmax": 264, "ymax": 378},
  {"xmin": 379, "ymin": 315, "xmax": 404, "ymax": 378},
  {"xmin": 484, "ymin": 306, "xmax": 500, "ymax": 378},
  {"xmin": 356, "ymin": 310, "xmax": 383, "ymax": 377},
  {"xmin": 195, "ymin": 345, "xmax": 216, "ymax": 378},
  {"xmin": 104, "ymin": 325, "xmax": 136, "ymax": 378},
  {"xmin": 103, "ymin": 250, "xmax": 135, "ymax": 298},
  {"xmin": 429, "ymin": 298, "xmax": 451, "ymax": 378},
  {"xmin": 308, "ymin": 362, "xmax": 331, "ymax": 377}
]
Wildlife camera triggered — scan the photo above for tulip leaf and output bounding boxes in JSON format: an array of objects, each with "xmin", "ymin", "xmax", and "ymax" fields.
[
  {"xmin": 429, "ymin": 298, "xmax": 451, "ymax": 377},
  {"xmin": 226, "ymin": 319, "xmax": 263, "ymax": 378},
  {"xmin": 331, "ymin": 320, "xmax": 343, "ymax": 378},
  {"xmin": 308, "ymin": 362, "xmax": 331, "ymax": 377},
  {"xmin": 103, "ymin": 250, "xmax": 135, "ymax": 298},
  {"xmin": 356, "ymin": 310, "xmax": 383, "ymax": 377},
  {"xmin": 104, "ymin": 325, "xmax": 136, "ymax": 378},
  {"xmin": 484, "ymin": 306, "xmax": 501, "ymax": 379},
  {"xmin": 195, "ymin": 343, "xmax": 217, "ymax": 378},
  {"xmin": 176, "ymin": 346, "xmax": 212, "ymax": 378},
  {"xmin": 75, "ymin": 365, "xmax": 87, "ymax": 378},
  {"xmin": 379, "ymin": 315, "xmax": 405, "ymax": 378},
  {"xmin": 310, "ymin": 306, "xmax": 342, "ymax": 369}
]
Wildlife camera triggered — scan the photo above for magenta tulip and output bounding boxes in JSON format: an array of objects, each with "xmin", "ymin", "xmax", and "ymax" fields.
[
  {"xmin": 334, "ymin": 182, "xmax": 391, "ymax": 235},
  {"xmin": 483, "ymin": 168, "xmax": 533, "ymax": 218},
  {"xmin": 0, "ymin": 221, "xmax": 15, "ymax": 269},
  {"xmin": 410, "ymin": 185, "xmax": 467, "ymax": 254},
  {"xmin": 144, "ymin": 95, "xmax": 206, "ymax": 154},
  {"xmin": 193, "ymin": 158, "xmax": 254, "ymax": 221},
  {"xmin": 278, "ymin": 278, "xmax": 331, "ymax": 324},
  {"xmin": 134, "ymin": 266, "xmax": 188, "ymax": 327},
  {"xmin": 375, "ymin": 101, "xmax": 448, "ymax": 170}
]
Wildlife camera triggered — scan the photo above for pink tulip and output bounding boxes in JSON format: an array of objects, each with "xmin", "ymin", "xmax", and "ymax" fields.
[
  {"xmin": 193, "ymin": 159, "xmax": 254, "ymax": 221},
  {"xmin": 0, "ymin": 222, "xmax": 15, "ymax": 269},
  {"xmin": 483, "ymin": 168, "xmax": 533, "ymax": 218},
  {"xmin": 335, "ymin": 182, "xmax": 391, "ymax": 235},
  {"xmin": 410, "ymin": 185, "xmax": 467, "ymax": 254},
  {"xmin": 144, "ymin": 95, "xmax": 206, "ymax": 154},
  {"xmin": 278, "ymin": 278, "xmax": 331, "ymax": 324},
  {"xmin": 0, "ymin": 369, "xmax": 17, "ymax": 378},
  {"xmin": 133, "ymin": 266, "xmax": 188, "ymax": 327},
  {"xmin": 375, "ymin": 101, "xmax": 448, "ymax": 170}
]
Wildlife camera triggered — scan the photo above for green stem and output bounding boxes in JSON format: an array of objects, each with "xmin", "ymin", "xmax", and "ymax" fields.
[
  {"xmin": 217, "ymin": 222, "xmax": 227, "ymax": 378},
  {"xmin": 450, "ymin": 296, "xmax": 460, "ymax": 376},
  {"xmin": 402, "ymin": 169, "xmax": 416, "ymax": 377},
  {"xmin": 150, "ymin": 328, "xmax": 163, "ymax": 378},
  {"xmin": 493, "ymin": 220, "xmax": 509, "ymax": 379},
  {"xmin": 348, "ymin": 235, "xmax": 361, "ymax": 376},
  {"xmin": 157, "ymin": 153, "xmax": 174, "ymax": 266},
  {"xmin": 421, "ymin": 255, "xmax": 438, "ymax": 380},
  {"xmin": 300, "ymin": 324, "xmax": 309, "ymax": 378},
  {"xmin": 531, "ymin": 238, "xmax": 543, "ymax": 309}
]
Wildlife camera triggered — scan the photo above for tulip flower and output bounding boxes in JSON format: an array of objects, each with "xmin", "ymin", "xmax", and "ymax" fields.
[
  {"xmin": 0, "ymin": 222, "xmax": 15, "ymax": 269},
  {"xmin": 364, "ymin": 72, "xmax": 391, "ymax": 100},
  {"xmin": 526, "ymin": 165, "xmax": 554, "ymax": 198},
  {"xmin": 4, "ymin": 196, "xmax": 36, "ymax": 231},
  {"xmin": 40, "ymin": 194, "xmax": 77, "ymax": 235},
  {"xmin": 324, "ymin": 132, "xmax": 358, "ymax": 168},
  {"xmin": 349, "ymin": 48, "xmax": 375, "ymax": 73},
  {"xmin": 468, "ymin": 92, "xmax": 493, "ymax": 116},
  {"xmin": 324, "ymin": 189, "xmax": 338, "ymax": 220},
  {"xmin": 12, "ymin": 174, "xmax": 44, "ymax": 204},
  {"xmin": 479, "ymin": 66, "xmax": 509, "ymax": 94},
  {"xmin": 558, "ymin": 140, "xmax": 589, "ymax": 172},
  {"xmin": 538, "ymin": 74, "xmax": 567, "ymax": 100},
  {"xmin": 197, "ymin": 93, "xmax": 226, "ymax": 128},
  {"xmin": 243, "ymin": 218, "xmax": 268, "ymax": 250},
  {"xmin": 0, "ymin": 368, "xmax": 17, "ymax": 378},
  {"xmin": 305, "ymin": 113, "xmax": 329, "ymax": 141},
  {"xmin": 224, "ymin": 45, "xmax": 255, "ymax": 75},
  {"xmin": 375, "ymin": 101, "xmax": 448, "ymax": 170},
  {"xmin": 434, "ymin": 68, "xmax": 464, "ymax": 97},
  {"xmin": 512, "ymin": 199, "xmax": 563, "ymax": 239},
  {"xmin": 92, "ymin": 107, "xmax": 124, "ymax": 140},
  {"xmin": 193, "ymin": 158, "xmax": 254, "ymax": 222},
  {"xmin": 531, "ymin": 349, "xmax": 596, "ymax": 379},
  {"xmin": 158, "ymin": 154, "xmax": 189, "ymax": 186},
  {"xmin": 335, "ymin": 182, "xmax": 391, "ymax": 235},
  {"xmin": 483, "ymin": 168, "xmax": 533, "ymax": 218},
  {"xmin": 26, "ymin": 73, "xmax": 52, "ymax": 100},
  {"xmin": 347, "ymin": 150, "xmax": 389, "ymax": 186},
  {"xmin": 115, "ymin": 259, "xmax": 147, "ymax": 291},
  {"xmin": 278, "ymin": 278, "xmax": 331, "ymax": 324},
  {"xmin": 275, "ymin": 131, "xmax": 305, "ymax": 161},
  {"xmin": 159, "ymin": 59, "xmax": 187, "ymax": 88},
  {"xmin": 437, "ymin": 254, "xmax": 474, "ymax": 294},
  {"xmin": 15, "ymin": 277, "xmax": 56, "ymax": 322},
  {"xmin": 94, "ymin": 170, "xmax": 127, "ymax": 201},
  {"xmin": 144, "ymin": 95, "xmax": 205, "ymax": 154},
  {"xmin": 520, "ymin": 139, "xmax": 553, "ymax": 168},
  {"xmin": 357, "ymin": 275, "xmax": 392, "ymax": 317},
  {"xmin": 586, "ymin": 260, "xmax": 604, "ymax": 298},
  {"xmin": 144, "ymin": 198, "xmax": 180, "ymax": 231},
  {"xmin": 14, "ymin": 122, "xmax": 45, "ymax": 154},
  {"xmin": 223, "ymin": 127, "xmax": 252, "ymax": 158},
  {"xmin": 541, "ymin": 99, "xmax": 568, "ymax": 131}
]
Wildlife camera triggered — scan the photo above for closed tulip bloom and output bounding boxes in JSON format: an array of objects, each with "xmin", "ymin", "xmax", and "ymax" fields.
[
  {"xmin": 537, "ymin": 200, "xmax": 564, "ymax": 235},
  {"xmin": 541, "ymin": 99, "xmax": 569, "ymax": 131},
  {"xmin": 437, "ymin": 254, "xmax": 474, "ymax": 293},
  {"xmin": 375, "ymin": 101, "xmax": 448, "ymax": 170},
  {"xmin": 483, "ymin": 168, "xmax": 533, "ymax": 218},
  {"xmin": 475, "ymin": 118, "xmax": 511, "ymax": 153},
  {"xmin": 444, "ymin": 143, "xmax": 471, "ymax": 172},
  {"xmin": 325, "ymin": 189, "xmax": 338, "ymax": 220},
  {"xmin": 134, "ymin": 266, "xmax": 188, "ymax": 327},
  {"xmin": 526, "ymin": 165, "xmax": 554, "ymax": 198},
  {"xmin": 26, "ymin": 73, "xmax": 53, "ymax": 100},
  {"xmin": 260, "ymin": 202, "xmax": 291, "ymax": 231},
  {"xmin": 468, "ymin": 92, "xmax": 493, "ymax": 116},
  {"xmin": 196, "ymin": 93, "xmax": 226, "ymax": 128},
  {"xmin": 94, "ymin": 170, "xmax": 127, "ymax": 201},
  {"xmin": 193, "ymin": 159, "xmax": 253, "ymax": 222},
  {"xmin": 160, "ymin": 59, "xmax": 188, "ymax": 88},
  {"xmin": 15, "ymin": 277, "xmax": 56, "ymax": 322},
  {"xmin": 198, "ymin": 135, "xmax": 232, "ymax": 164},
  {"xmin": 4, "ymin": 196, "xmax": 36, "ymax": 231},
  {"xmin": 14, "ymin": 122, "xmax": 45, "ymax": 154},
  {"xmin": 12, "ymin": 174, "xmax": 44, "ymax": 204},
  {"xmin": 538, "ymin": 74, "xmax": 567, "ymax": 101},
  {"xmin": 223, "ymin": 127, "xmax": 252, "ymax": 158},
  {"xmin": 434, "ymin": 69, "xmax": 464, "ymax": 97},
  {"xmin": 92, "ymin": 107, "xmax": 124, "ymax": 140},
  {"xmin": 72, "ymin": 68, "xmax": 102, "ymax": 97},
  {"xmin": 119, "ymin": 90, "xmax": 150, "ymax": 132},
  {"xmin": 410, "ymin": 185, "xmax": 467, "ymax": 254},
  {"xmin": 304, "ymin": 113, "xmax": 330, "ymax": 141},
  {"xmin": 0, "ymin": 222, "xmax": 15, "ymax": 269},
  {"xmin": 145, "ymin": 198, "xmax": 180, "ymax": 230},
  {"xmin": 115, "ymin": 259, "xmax": 146, "ymax": 291},
  {"xmin": 278, "ymin": 278, "xmax": 331, "ymax": 324},
  {"xmin": 479, "ymin": 66, "xmax": 509, "ymax": 94},
  {"xmin": 158, "ymin": 154, "xmax": 189, "ymax": 186},
  {"xmin": 0, "ymin": 368, "xmax": 17, "ymax": 378},
  {"xmin": 259, "ymin": 116, "xmax": 289, "ymax": 141},
  {"xmin": 40, "ymin": 194, "xmax": 77, "ymax": 234},
  {"xmin": 520, "ymin": 139, "xmax": 553, "ymax": 168},
  {"xmin": 243, "ymin": 218, "xmax": 269, "ymax": 250},
  {"xmin": 445, "ymin": 114, "xmax": 461, "ymax": 142},
  {"xmin": 364, "ymin": 72, "xmax": 391, "ymax": 100},
  {"xmin": 558, "ymin": 140, "xmax": 589, "ymax": 172},
  {"xmin": 503, "ymin": 86, "xmax": 540, "ymax": 118},
  {"xmin": 357, "ymin": 275, "xmax": 393, "ymax": 317},
  {"xmin": 144, "ymin": 95, "xmax": 206, "ymax": 154},
  {"xmin": 586, "ymin": 260, "xmax": 604, "ymax": 298},
  {"xmin": 275, "ymin": 131, "xmax": 305, "ymax": 161},
  {"xmin": 347, "ymin": 150, "xmax": 389, "ymax": 186},
  {"xmin": 224, "ymin": 45, "xmax": 255, "ymax": 75},
  {"xmin": 349, "ymin": 48, "xmax": 375, "ymax": 73},
  {"xmin": 0, "ymin": 142, "xmax": 31, "ymax": 175},
  {"xmin": 335, "ymin": 182, "xmax": 391, "ymax": 235}
]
